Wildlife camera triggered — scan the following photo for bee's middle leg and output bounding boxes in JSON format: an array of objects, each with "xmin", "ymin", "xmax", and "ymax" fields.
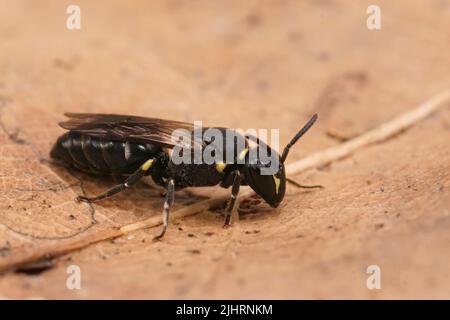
[
  {"xmin": 153, "ymin": 178, "xmax": 175, "ymax": 241},
  {"xmin": 223, "ymin": 170, "xmax": 241, "ymax": 227}
]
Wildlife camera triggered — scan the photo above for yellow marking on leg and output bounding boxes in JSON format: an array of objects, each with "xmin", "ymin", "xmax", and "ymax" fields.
[
  {"xmin": 273, "ymin": 175, "xmax": 281, "ymax": 194},
  {"xmin": 238, "ymin": 148, "xmax": 249, "ymax": 161},
  {"xmin": 141, "ymin": 159, "xmax": 154, "ymax": 171},
  {"xmin": 216, "ymin": 162, "xmax": 227, "ymax": 173}
]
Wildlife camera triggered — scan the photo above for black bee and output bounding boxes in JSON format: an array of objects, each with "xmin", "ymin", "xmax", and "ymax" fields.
[{"xmin": 50, "ymin": 113, "xmax": 318, "ymax": 239}]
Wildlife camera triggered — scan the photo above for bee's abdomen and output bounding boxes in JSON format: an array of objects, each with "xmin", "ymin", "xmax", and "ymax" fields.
[{"xmin": 50, "ymin": 132, "xmax": 162, "ymax": 175}]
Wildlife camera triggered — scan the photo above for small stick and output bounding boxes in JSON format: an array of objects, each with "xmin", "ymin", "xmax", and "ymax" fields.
[
  {"xmin": 0, "ymin": 195, "xmax": 230, "ymax": 273},
  {"xmin": 286, "ymin": 90, "xmax": 450, "ymax": 174},
  {"xmin": 1, "ymin": 90, "xmax": 449, "ymax": 273}
]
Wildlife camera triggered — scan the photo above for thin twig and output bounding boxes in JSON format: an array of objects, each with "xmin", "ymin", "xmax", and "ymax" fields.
[
  {"xmin": 1, "ymin": 90, "xmax": 449, "ymax": 273},
  {"xmin": 286, "ymin": 90, "xmax": 450, "ymax": 174}
]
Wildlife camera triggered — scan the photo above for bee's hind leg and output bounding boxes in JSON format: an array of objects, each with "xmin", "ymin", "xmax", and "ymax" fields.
[{"xmin": 77, "ymin": 159, "xmax": 154, "ymax": 203}]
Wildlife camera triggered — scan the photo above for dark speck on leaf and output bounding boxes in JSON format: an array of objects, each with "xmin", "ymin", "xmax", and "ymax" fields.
[
  {"xmin": 245, "ymin": 230, "xmax": 261, "ymax": 234},
  {"xmin": 246, "ymin": 13, "xmax": 261, "ymax": 27},
  {"xmin": 0, "ymin": 241, "xmax": 11, "ymax": 257}
]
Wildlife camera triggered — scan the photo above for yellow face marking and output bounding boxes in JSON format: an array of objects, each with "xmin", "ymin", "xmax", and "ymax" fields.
[
  {"xmin": 141, "ymin": 159, "xmax": 154, "ymax": 171},
  {"xmin": 216, "ymin": 162, "xmax": 227, "ymax": 173},
  {"xmin": 238, "ymin": 148, "xmax": 249, "ymax": 161},
  {"xmin": 273, "ymin": 175, "xmax": 281, "ymax": 194}
]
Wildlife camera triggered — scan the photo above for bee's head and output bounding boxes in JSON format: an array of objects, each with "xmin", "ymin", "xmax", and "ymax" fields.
[
  {"xmin": 243, "ymin": 114, "xmax": 317, "ymax": 207},
  {"xmin": 243, "ymin": 156, "xmax": 286, "ymax": 207}
]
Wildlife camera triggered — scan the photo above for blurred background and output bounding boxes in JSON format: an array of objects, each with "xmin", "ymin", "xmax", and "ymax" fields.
[{"xmin": 0, "ymin": 1, "xmax": 449, "ymax": 299}]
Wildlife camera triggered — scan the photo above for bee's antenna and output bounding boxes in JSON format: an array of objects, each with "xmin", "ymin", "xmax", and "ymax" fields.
[{"xmin": 280, "ymin": 114, "xmax": 318, "ymax": 163}]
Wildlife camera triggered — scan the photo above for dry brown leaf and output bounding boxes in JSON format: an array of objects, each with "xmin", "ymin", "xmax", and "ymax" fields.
[{"xmin": 0, "ymin": 1, "xmax": 449, "ymax": 299}]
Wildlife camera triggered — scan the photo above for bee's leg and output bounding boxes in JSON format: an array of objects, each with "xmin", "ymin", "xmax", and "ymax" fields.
[
  {"xmin": 77, "ymin": 159, "xmax": 154, "ymax": 203},
  {"xmin": 223, "ymin": 170, "xmax": 241, "ymax": 227},
  {"xmin": 153, "ymin": 178, "xmax": 175, "ymax": 241}
]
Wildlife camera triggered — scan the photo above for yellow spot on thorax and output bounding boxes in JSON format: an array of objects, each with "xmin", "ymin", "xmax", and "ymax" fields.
[
  {"xmin": 216, "ymin": 162, "xmax": 226, "ymax": 173},
  {"xmin": 141, "ymin": 159, "xmax": 154, "ymax": 171},
  {"xmin": 238, "ymin": 148, "xmax": 249, "ymax": 161}
]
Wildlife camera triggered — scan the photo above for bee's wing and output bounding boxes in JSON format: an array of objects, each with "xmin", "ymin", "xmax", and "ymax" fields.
[{"xmin": 60, "ymin": 113, "xmax": 200, "ymax": 149}]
